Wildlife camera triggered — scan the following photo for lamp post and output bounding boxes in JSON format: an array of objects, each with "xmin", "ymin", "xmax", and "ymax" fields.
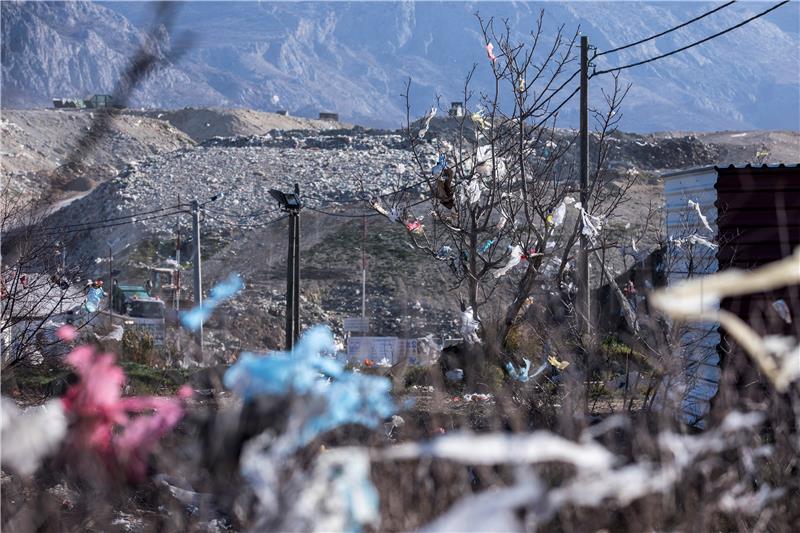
[{"xmin": 269, "ymin": 184, "xmax": 302, "ymax": 351}]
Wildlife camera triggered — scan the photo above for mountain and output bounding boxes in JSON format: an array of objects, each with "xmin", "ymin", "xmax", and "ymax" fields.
[{"xmin": 2, "ymin": 1, "xmax": 798, "ymax": 131}]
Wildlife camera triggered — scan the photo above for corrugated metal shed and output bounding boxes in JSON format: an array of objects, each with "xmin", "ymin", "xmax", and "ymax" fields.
[
  {"xmin": 662, "ymin": 163, "xmax": 800, "ymax": 428},
  {"xmin": 663, "ymin": 166, "xmax": 721, "ymax": 427}
]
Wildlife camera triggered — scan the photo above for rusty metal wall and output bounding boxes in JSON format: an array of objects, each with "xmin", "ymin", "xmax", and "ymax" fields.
[{"xmin": 714, "ymin": 164, "xmax": 800, "ymax": 414}]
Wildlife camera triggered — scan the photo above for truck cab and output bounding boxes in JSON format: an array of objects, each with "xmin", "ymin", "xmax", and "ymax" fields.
[{"xmin": 124, "ymin": 297, "xmax": 166, "ymax": 346}]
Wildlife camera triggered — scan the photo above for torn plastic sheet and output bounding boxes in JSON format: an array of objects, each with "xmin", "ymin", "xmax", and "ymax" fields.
[
  {"xmin": 181, "ymin": 273, "xmax": 244, "ymax": 331},
  {"xmin": 84, "ymin": 287, "xmax": 105, "ymax": 313},
  {"xmin": 671, "ymin": 234, "xmax": 718, "ymax": 250},
  {"xmin": 0, "ymin": 397, "xmax": 67, "ymax": 476},
  {"xmin": 460, "ymin": 307, "xmax": 480, "ymax": 343},
  {"xmin": 371, "ymin": 198, "xmax": 402, "ymax": 223},
  {"xmin": 405, "ymin": 220, "xmax": 424, "ymax": 234},
  {"xmin": 547, "ymin": 355, "xmax": 570, "ymax": 371},
  {"xmin": 493, "ymin": 245, "xmax": 524, "ymax": 278},
  {"xmin": 61, "ymin": 345, "xmax": 191, "ymax": 481},
  {"xmin": 486, "ymin": 42, "xmax": 497, "ymax": 62},
  {"xmin": 480, "ymin": 239, "xmax": 495, "ymax": 254},
  {"xmin": 473, "ymin": 145, "xmax": 506, "ymax": 179},
  {"xmin": 688, "ymin": 200, "xmax": 713, "ymax": 233},
  {"xmin": 772, "ymin": 299, "xmax": 792, "ymax": 324},
  {"xmin": 292, "ymin": 448, "xmax": 380, "ymax": 533},
  {"xmin": 223, "ymin": 326, "xmax": 396, "ymax": 447},
  {"xmin": 461, "ymin": 179, "xmax": 483, "ymax": 206},
  {"xmin": 505, "ymin": 358, "xmax": 532, "ymax": 382},
  {"xmin": 496, "ymin": 208, "xmax": 514, "ymax": 231},
  {"xmin": 573, "ymin": 202, "xmax": 603, "ymax": 243},
  {"xmin": 436, "ymin": 245, "xmax": 454, "ymax": 260},
  {"xmin": 470, "ymin": 111, "xmax": 488, "ymax": 130},
  {"xmin": 418, "ymin": 106, "xmax": 437, "ymax": 139},
  {"xmin": 431, "ymin": 154, "xmax": 448, "ymax": 176},
  {"xmin": 551, "ymin": 197, "xmax": 572, "ymax": 228}
]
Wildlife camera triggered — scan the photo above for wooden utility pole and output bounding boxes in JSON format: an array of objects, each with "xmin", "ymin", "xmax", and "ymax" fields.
[
  {"xmin": 361, "ymin": 214, "xmax": 367, "ymax": 324},
  {"xmin": 108, "ymin": 245, "xmax": 113, "ymax": 327},
  {"xmin": 579, "ymin": 35, "xmax": 591, "ymax": 340},
  {"xmin": 191, "ymin": 199, "xmax": 203, "ymax": 354}
]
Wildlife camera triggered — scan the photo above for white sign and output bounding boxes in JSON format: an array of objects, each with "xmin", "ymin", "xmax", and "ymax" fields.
[
  {"xmin": 346, "ymin": 336, "xmax": 441, "ymax": 366},
  {"xmin": 343, "ymin": 317, "xmax": 370, "ymax": 333},
  {"xmin": 347, "ymin": 336, "xmax": 398, "ymax": 362}
]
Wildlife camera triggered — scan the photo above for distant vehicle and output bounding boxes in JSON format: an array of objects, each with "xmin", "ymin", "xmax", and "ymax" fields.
[
  {"xmin": 147, "ymin": 266, "xmax": 185, "ymax": 309},
  {"xmin": 112, "ymin": 283, "xmax": 166, "ymax": 346},
  {"xmin": 123, "ymin": 298, "xmax": 166, "ymax": 346},
  {"xmin": 112, "ymin": 284, "xmax": 149, "ymax": 314}
]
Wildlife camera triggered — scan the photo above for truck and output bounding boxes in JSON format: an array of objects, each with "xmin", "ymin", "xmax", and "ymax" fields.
[{"xmin": 112, "ymin": 283, "xmax": 166, "ymax": 346}]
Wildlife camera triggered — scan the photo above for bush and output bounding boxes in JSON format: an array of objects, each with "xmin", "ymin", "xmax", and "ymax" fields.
[{"xmin": 121, "ymin": 326, "xmax": 158, "ymax": 366}]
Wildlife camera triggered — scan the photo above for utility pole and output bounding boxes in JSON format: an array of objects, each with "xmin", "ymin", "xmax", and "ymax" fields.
[
  {"xmin": 361, "ymin": 214, "xmax": 367, "ymax": 324},
  {"xmin": 291, "ymin": 184, "xmax": 301, "ymax": 349},
  {"xmin": 175, "ymin": 194, "xmax": 182, "ymax": 312},
  {"xmin": 108, "ymin": 245, "xmax": 113, "ymax": 327},
  {"xmin": 579, "ymin": 35, "xmax": 591, "ymax": 341},
  {"xmin": 191, "ymin": 199, "xmax": 203, "ymax": 354},
  {"xmin": 269, "ymin": 184, "xmax": 302, "ymax": 351}
]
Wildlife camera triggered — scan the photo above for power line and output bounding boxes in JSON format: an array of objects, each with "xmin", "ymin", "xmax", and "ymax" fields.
[
  {"xmin": 593, "ymin": 1, "xmax": 790, "ymax": 76},
  {"xmin": 595, "ymin": 1, "xmax": 737, "ymax": 57},
  {"xmin": 306, "ymin": 206, "xmax": 381, "ymax": 218},
  {"xmin": 38, "ymin": 202, "xmax": 186, "ymax": 231},
  {"xmin": 36, "ymin": 208, "xmax": 189, "ymax": 237}
]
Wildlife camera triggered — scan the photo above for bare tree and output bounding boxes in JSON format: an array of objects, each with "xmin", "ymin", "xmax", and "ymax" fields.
[
  {"xmin": 371, "ymin": 13, "xmax": 633, "ymax": 354},
  {"xmin": 0, "ymin": 178, "xmax": 95, "ymax": 368}
]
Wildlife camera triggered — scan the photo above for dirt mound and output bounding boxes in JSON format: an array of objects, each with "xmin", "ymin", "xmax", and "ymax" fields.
[
  {"xmin": 1, "ymin": 109, "xmax": 194, "ymax": 203},
  {"xmin": 138, "ymin": 107, "xmax": 348, "ymax": 143}
]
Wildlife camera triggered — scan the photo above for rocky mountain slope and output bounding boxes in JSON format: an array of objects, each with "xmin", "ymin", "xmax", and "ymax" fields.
[{"xmin": 3, "ymin": 1, "xmax": 798, "ymax": 131}]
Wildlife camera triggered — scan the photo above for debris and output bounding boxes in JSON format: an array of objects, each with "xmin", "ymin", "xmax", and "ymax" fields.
[
  {"xmin": 461, "ymin": 179, "xmax": 483, "ymax": 206},
  {"xmin": 470, "ymin": 111, "xmax": 488, "ymax": 130},
  {"xmin": 493, "ymin": 245, "xmax": 524, "ymax": 278},
  {"xmin": 181, "ymin": 273, "xmax": 244, "ymax": 331},
  {"xmin": 0, "ymin": 398, "xmax": 67, "ymax": 476},
  {"xmin": 384, "ymin": 415, "xmax": 405, "ymax": 438},
  {"xmin": 445, "ymin": 369, "xmax": 464, "ymax": 382},
  {"xmin": 418, "ymin": 106, "xmax": 437, "ymax": 139},
  {"xmin": 223, "ymin": 326, "xmax": 396, "ymax": 446},
  {"xmin": 547, "ymin": 355, "xmax": 570, "ymax": 371},
  {"xmin": 688, "ymin": 199, "xmax": 713, "ymax": 233},
  {"xmin": 405, "ymin": 220, "xmax": 424, "ymax": 234},
  {"xmin": 486, "ymin": 42, "xmax": 497, "ymax": 62},
  {"xmin": 460, "ymin": 306, "xmax": 480, "ymax": 343},
  {"xmin": 772, "ymin": 299, "xmax": 792, "ymax": 324},
  {"xmin": 61, "ymin": 345, "xmax": 190, "ymax": 481},
  {"xmin": 506, "ymin": 358, "xmax": 532, "ymax": 382},
  {"xmin": 431, "ymin": 154, "xmax": 448, "ymax": 176},
  {"xmin": 435, "ymin": 168, "xmax": 455, "ymax": 209}
]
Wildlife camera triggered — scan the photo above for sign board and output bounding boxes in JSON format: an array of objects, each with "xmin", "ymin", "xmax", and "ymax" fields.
[
  {"xmin": 347, "ymin": 336, "xmax": 399, "ymax": 363},
  {"xmin": 343, "ymin": 317, "xmax": 369, "ymax": 333},
  {"xmin": 346, "ymin": 336, "xmax": 441, "ymax": 366}
]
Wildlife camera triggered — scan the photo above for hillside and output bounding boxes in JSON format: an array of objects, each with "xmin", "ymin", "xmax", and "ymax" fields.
[
  {"xmin": 134, "ymin": 107, "xmax": 347, "ymax": 143},
  {"xmin": 0, "ymin": 109, "xmax": 193, "ymax": 202},
  {"xmin": 26, "ymin": 122, "xmax": 797, "ymax": 353}
]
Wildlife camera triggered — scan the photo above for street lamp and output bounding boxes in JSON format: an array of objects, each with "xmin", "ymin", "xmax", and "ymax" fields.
[{"xmin": 269, "ymin": 183, "xmax": 302, "ymax": 350}]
